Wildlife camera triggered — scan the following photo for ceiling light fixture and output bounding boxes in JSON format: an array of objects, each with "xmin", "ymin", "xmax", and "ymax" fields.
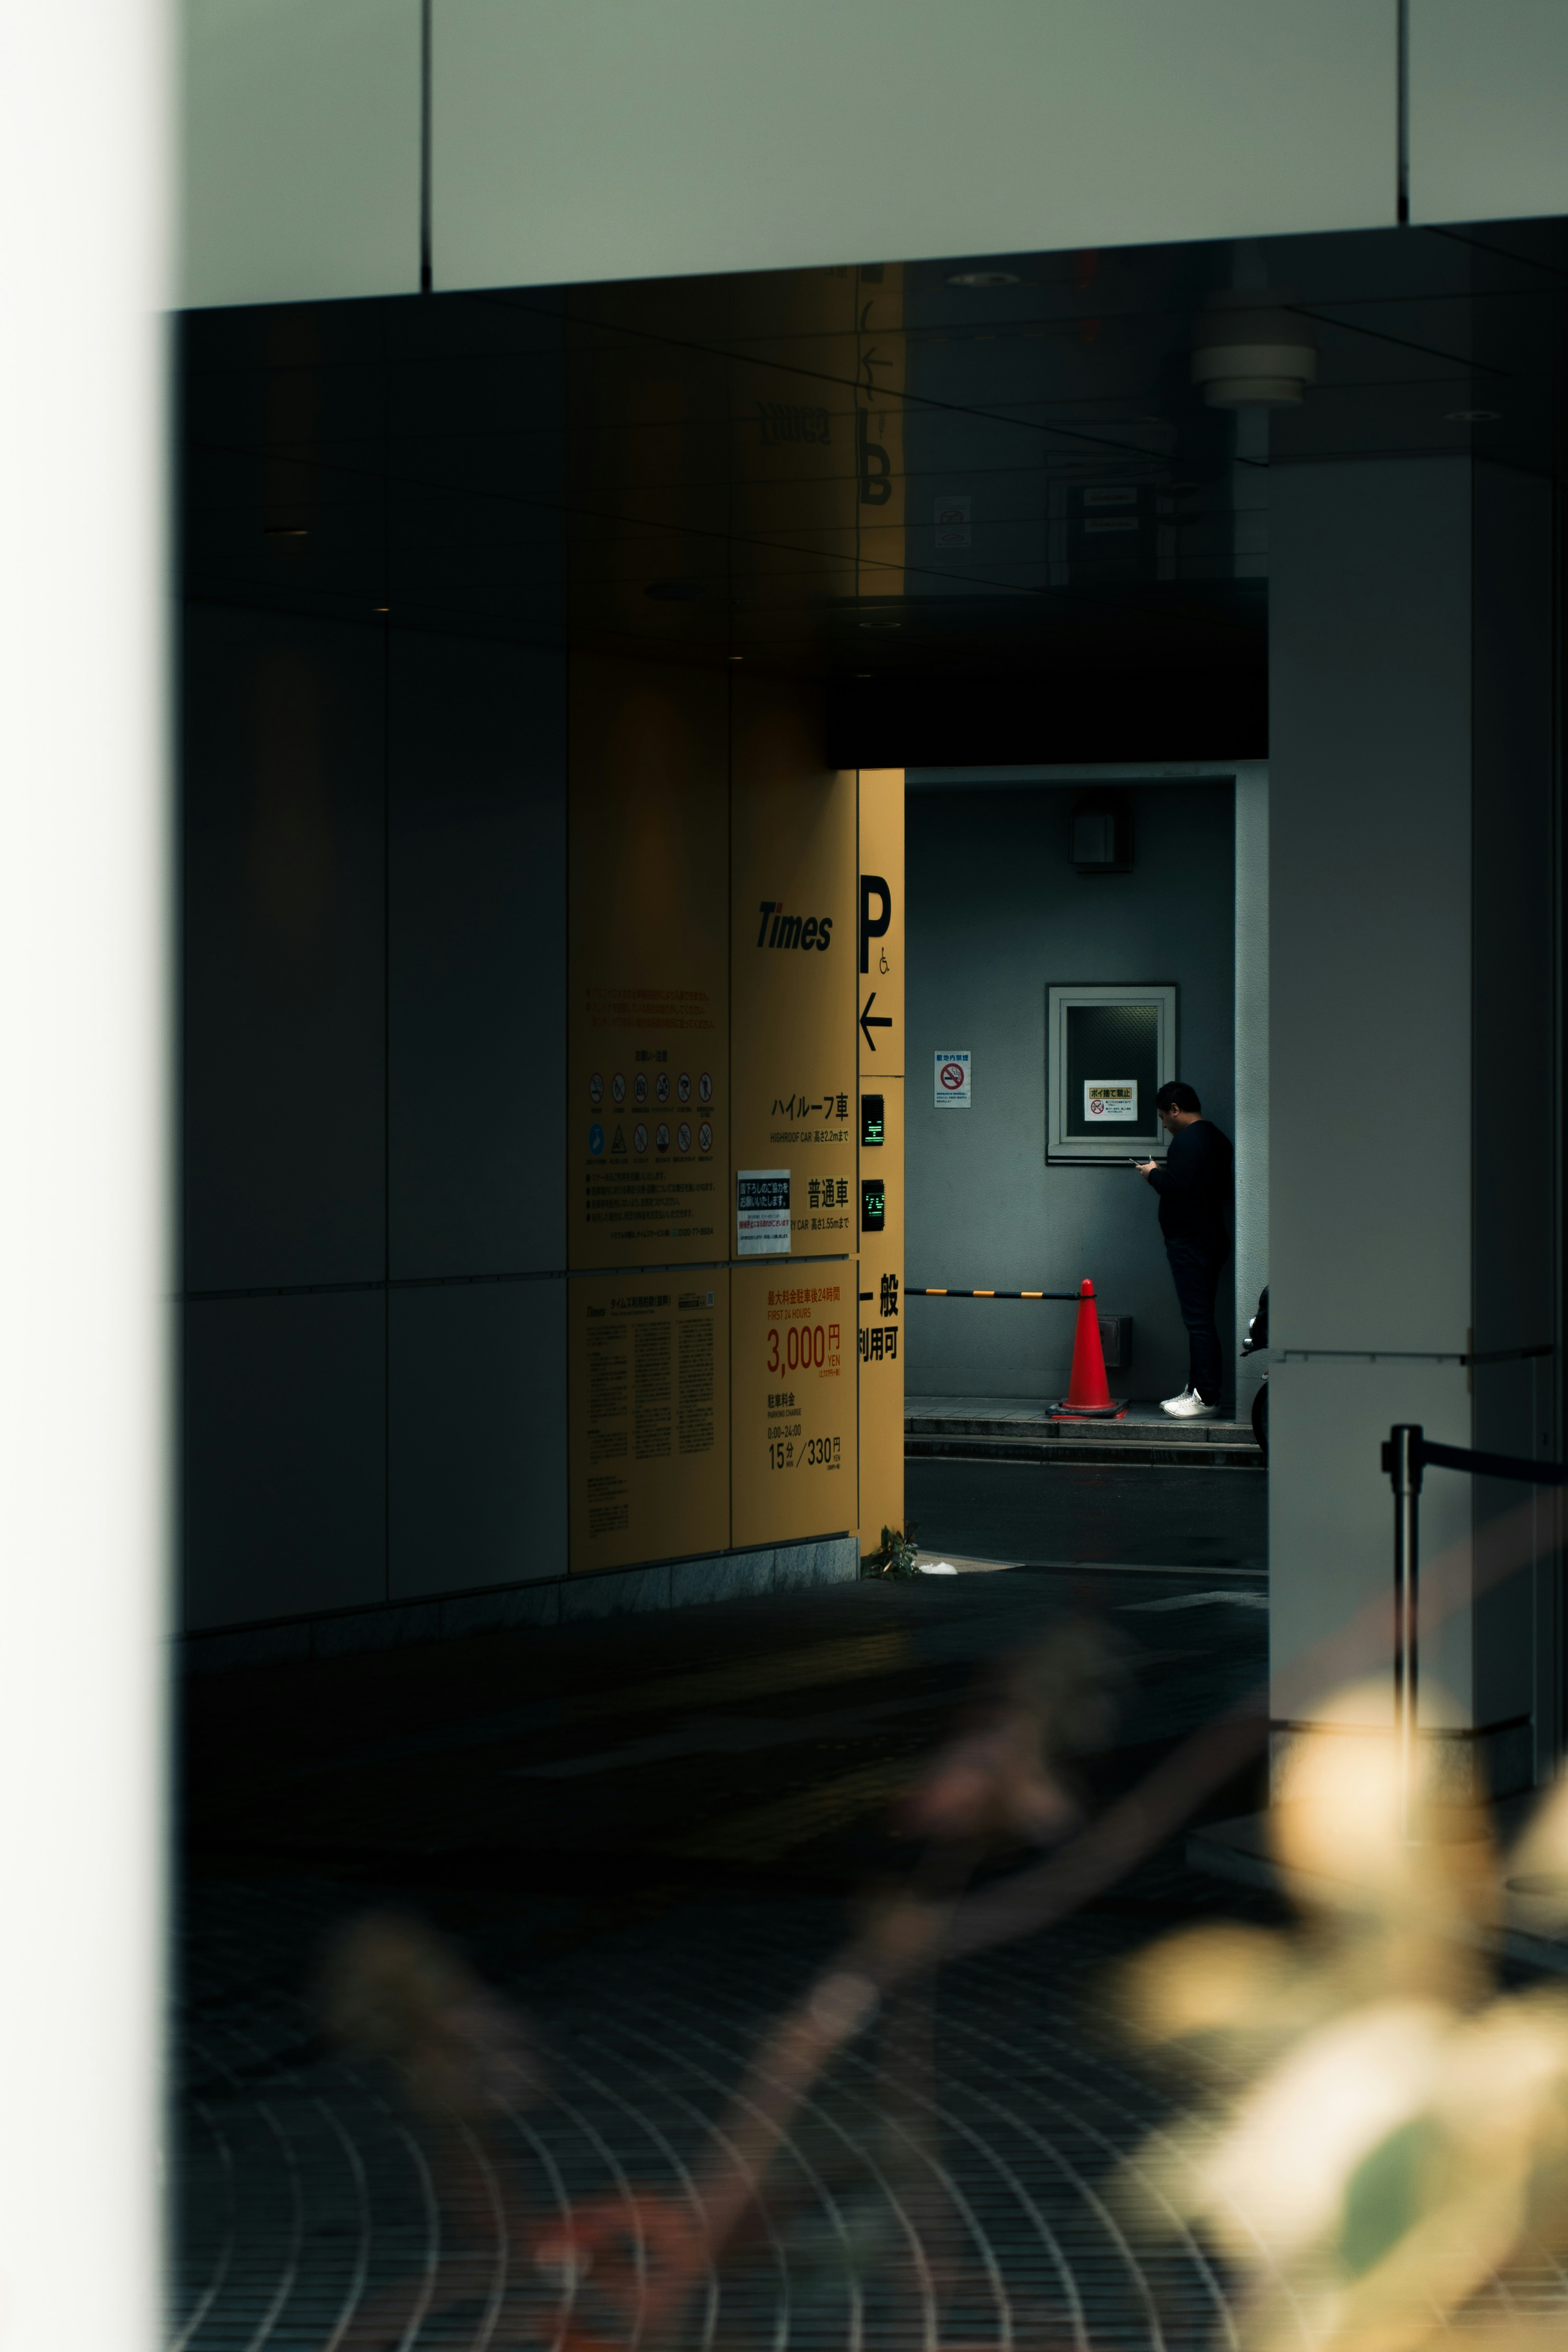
[
  {"xmin": 1191, "ymin": 288, "xmax": 1316, "ymax": 407},
  {"xmin": 947, "ymin": 270, "xmax": 1018, "ymax": 288},
  {"xmin": 1446, "ymin": 408, "xmax": 1501, "ymax": 423}
]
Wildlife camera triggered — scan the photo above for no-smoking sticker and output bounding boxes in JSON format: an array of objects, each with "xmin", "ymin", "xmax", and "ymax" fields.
[{"xmin": 933, "ymin": 1049, "xmax": 971, "ymax": 1110}]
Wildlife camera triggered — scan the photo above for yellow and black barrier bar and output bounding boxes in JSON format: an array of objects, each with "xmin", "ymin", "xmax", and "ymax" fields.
[{"xmin": 911, "ymin": 1288, "xmax": 1083, "ymax": 1300}]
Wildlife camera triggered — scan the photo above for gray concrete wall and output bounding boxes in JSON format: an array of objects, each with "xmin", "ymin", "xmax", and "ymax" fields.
[
  {"xmin": 1233, "ymin": 766, "xmax": 1269, "ymax": 1419},
  {"xmin": 1268, "ymin": 456, "xmax": 1557, "ymax": 1780},
  {"xmin": 1470, "ymin": 462, "xmax": 1559, "ymax": 1761},
  {"xmin": 1271, "ymin": 460, "xmax": 1475, "ymax": 1359},
  {"xmin": 1270, "ymin": 457, "xmax": 1474, "ymax": 1730},
  {"xmin": 905, "ymin": 779, "xmax": 1235, "ymax": 1404}
]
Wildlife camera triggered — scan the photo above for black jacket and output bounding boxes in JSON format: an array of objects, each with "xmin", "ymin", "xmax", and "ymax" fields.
[{"xmin": 1147, "ymin": 1119, "xmax": 1232, "ymax": 1254}]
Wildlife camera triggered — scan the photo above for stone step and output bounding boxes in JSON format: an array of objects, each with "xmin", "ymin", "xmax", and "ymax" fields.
[
  {"xmin": 907, "ymin": 1432, "xmax": 1265, "ymax": 1469},
  {"xmin": 904, "ymin": 1396, "xmax": 1263, "ymax": 1469}
]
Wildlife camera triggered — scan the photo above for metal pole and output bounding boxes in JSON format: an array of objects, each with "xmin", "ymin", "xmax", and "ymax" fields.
[{"xmin": 1385, "ymin": 1425, "xmax": 1424, "ymax": 1839}]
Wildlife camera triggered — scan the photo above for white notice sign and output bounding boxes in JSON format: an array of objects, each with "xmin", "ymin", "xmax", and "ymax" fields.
[
  {"xmin": 1085, "ymin": 1081, "xmax": 1137, "ymax": 1122},
  {"xmin": 737, "ymin": 1169, "xmax": 791, "ymax": 1255},
  {"xmin": 934, "ymin": 1051, "xmax": 971, "ymax": 1109}
]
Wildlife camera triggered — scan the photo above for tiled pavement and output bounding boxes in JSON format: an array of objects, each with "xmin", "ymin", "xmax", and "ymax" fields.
[
  {"xmin": 176, "ymin": 1856, "xmax": 1273, "ymax": 2352},
  {"xmin": 174, "ymin": 1473, "xmax": 1568, "ymax": 2347},
  {"xmin": 176, "ymin": 1553, "xmax": 1283, "ymax": 2348}
]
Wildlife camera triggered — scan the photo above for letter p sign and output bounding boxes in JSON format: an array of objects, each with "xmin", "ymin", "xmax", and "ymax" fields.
[{"xmin": 860, "ymin": 874, "xmax": 891, "ymax": 974}]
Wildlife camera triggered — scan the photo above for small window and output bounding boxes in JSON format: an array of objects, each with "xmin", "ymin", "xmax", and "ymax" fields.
[{"xmin": 1046, "ymin": 983, "xmax": 1177, "ymax": 1164}]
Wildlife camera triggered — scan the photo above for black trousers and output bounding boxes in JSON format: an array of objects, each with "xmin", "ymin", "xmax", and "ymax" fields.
[{"xmin": 1165, "ymin": 1239, "xmax": 1227, "ymax": 1403}]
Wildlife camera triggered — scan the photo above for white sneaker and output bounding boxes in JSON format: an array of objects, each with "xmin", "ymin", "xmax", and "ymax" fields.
[{"xmin": 1163, "ymin": 1390, "xmax": 1218, "ymax": 1419}]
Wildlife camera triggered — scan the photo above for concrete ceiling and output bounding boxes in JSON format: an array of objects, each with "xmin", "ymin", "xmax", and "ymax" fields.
[{"xmin": 181, "ymin": 214, "xmax": 1567, "ymax": 764}]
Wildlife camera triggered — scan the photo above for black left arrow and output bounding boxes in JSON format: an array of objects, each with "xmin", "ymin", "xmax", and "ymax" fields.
[{"xmin": 860, "ymin": 992, "xmax": 893, "ymax": 1053}]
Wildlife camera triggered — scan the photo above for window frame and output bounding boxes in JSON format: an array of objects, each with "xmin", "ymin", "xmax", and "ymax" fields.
[{"xmin": 1045, "ymin": 981, "xmax": 1178, "ymax": 1164}]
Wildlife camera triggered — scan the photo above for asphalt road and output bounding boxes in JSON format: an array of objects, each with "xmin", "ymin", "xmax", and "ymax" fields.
[{"xmin": 906, "ymin": 1456, "xmax": 1268, "ymax": 1572}]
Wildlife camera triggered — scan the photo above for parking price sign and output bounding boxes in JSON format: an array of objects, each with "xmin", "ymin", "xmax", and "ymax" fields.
[{"xmin": 934, "ymin": 1051, "xmax": 971, "ymax": 1110}]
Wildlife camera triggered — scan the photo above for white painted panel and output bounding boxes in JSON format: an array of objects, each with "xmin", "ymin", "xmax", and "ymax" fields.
[
  {"xmin": 183, "ymin": 0, "xmax": 421, "ymax": 306},
  {"xmin": 1411, "ymin": 0, "xmax": 1568, "ymax": 226},
  {"xmin": 1, "ymin": 1, "xmax": 167, "ymax": 2338},
  {"xmin": 435, "ymin": 0, "xmax": 1395, "ymax": 293}
]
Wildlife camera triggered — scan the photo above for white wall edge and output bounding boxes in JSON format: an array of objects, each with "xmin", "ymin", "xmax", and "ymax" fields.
[{"xmin": 0, "ymin": 3, "xmax": 171, "ymax": 2344}]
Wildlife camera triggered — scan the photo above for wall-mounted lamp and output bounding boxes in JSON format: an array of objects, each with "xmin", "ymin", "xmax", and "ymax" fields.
[
  {"xmin": 1071, "ymin": 794, "xmax": 1132, "ymax": 873},
  {"xmin": 1191, "ymin": 289, "xmax": 1316, "ymax": 408}
]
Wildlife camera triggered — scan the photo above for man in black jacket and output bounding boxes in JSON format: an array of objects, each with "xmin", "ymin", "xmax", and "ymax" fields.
[{"xmin": 1135, "ymin": 1081, "xmax": 1232, "ymax": 1419}]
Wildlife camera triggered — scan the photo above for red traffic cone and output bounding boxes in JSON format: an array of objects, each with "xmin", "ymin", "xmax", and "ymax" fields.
[{"xmin": 1055, "ymin": 1279, "xmax": 1125, "ymax": 1418}]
